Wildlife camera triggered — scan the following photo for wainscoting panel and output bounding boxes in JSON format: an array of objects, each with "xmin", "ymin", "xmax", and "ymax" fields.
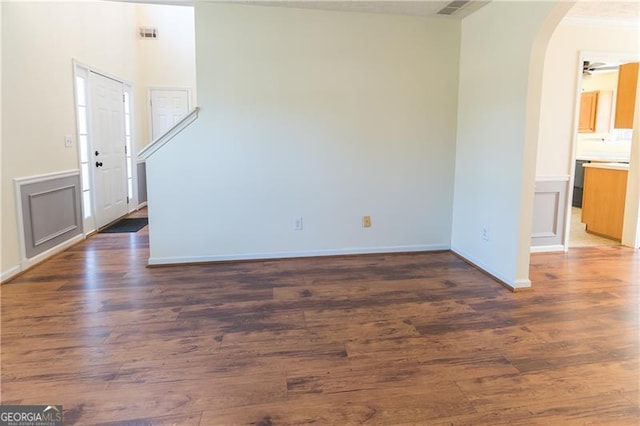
[
  {"xmin": 16, "ymin": 171, "xmax": 83, "ymax": 260},
  {"xmin": 531, "ymin": 178, "xmax": 569, "ymax": 248},
  {"xmin": 137, "ymin": 161, "xmax": 147, "ymax": 205}
]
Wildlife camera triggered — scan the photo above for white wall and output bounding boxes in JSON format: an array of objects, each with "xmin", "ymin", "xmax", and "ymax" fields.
[
  {"xmin": 536, "ymin": 22, "xmax": 640, "ymax": 176},
  {"xmin": 622, "ymin": 69, "xmax": 640, "ymax": 247},
  {"xmin": 146, "ymin": 3, "xmax": 461, "ymax": 264},
  {"xmin": 1, "ymin": 1, "xmax": 139, "ymax": 279},
  {"xmin": 1, "ymin": 1, "xmax": 196, "ymax": 281},
  {"xmin": 451, "ymin": 1, "xmax": 566, "ymax": 289},
  {"xmin": 0, "ymin": 2, "xmax": 3, "ymax": 278},
  {"xmin": 134, "ymin": 4, "xmax": 196, "ymax": 148},
  {"xmin": 582, "ymin": 71, "xmax": 618, "ymax": 92}
]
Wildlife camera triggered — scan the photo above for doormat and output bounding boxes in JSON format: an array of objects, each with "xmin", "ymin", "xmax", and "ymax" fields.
[{"xmin": 99, "ymin": 218, "xmax": 148, "ymax": 233}]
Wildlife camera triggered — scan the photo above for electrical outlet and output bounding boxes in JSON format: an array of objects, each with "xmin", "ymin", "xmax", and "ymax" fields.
[
  {"xmin": 363, "ymin": 215, "xmax": 372, "ymax": 228},
  {"xmin": 481, "ymin": 226, "xmax": 489, "ymax": 242},
  {"xmin": 65, "ymin": 135, "xmax": 73, "ymax": 148},
  {"xmin": 293, "ymin": 216, "xmax": 303, "ymax": 231}
]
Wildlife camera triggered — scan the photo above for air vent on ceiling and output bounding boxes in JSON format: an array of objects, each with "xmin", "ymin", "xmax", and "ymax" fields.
[
  {"xmin": 437, "ymin": 0, "xmax": 471, "ymax": 15},
  {"xmin": 138, "ymin": 27, "xmax": 158, "ymax": 39}
]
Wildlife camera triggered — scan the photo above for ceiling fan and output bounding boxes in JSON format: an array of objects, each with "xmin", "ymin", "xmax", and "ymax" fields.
[{"xmin": 583, "ymin": 61, "xmax": 619, "ymax": 76}]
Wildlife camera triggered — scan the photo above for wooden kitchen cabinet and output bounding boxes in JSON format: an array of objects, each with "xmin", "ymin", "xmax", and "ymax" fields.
[
  {"xmin": 579, "ymin": 91, "xmax": 598, "ymax": 133},
  {"xmin": 578, "ymin": 90, "xmax": 613, "ymax": 133},
  {"xmin": 581, "ymin": 164, "xmax": 628, "ymax": 241},
  {"xmin": 614, "ymin": 62, "xmax": 639, "ymax": 129},
  {"xmin": 594, "ymin": 91, "xmax": 613, "ymax": 132}
]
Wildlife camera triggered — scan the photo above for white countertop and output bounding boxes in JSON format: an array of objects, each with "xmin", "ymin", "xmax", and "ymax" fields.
[
  {"xmin": 577, "ymin": 155, "xmax": 630, "ymax": 162},
  {"xmin": 583, "ymin": 162, "xmax": 629, "ymax": 171}
]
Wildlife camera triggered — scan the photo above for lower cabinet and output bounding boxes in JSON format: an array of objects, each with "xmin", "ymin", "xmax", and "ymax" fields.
[{"xmin": 581, "ymin": 165, "xmax": 628, "ymax": 241}]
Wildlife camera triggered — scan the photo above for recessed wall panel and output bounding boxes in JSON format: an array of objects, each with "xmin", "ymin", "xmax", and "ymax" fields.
[
  {"xmin": 19, "ymin": 173, "xmax": 83, "ymax": 259},
  {"xmin": 29, "ymin": 185, "xmax": 78, "ymax": 246},
  {"xmin": 531, "ymin": 179, "xmax": 568, "ymax": 247}
]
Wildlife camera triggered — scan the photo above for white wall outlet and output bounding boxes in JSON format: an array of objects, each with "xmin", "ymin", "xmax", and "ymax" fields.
[
  {"xmin": 293, "ymin": 216, "xmax": 303, "ymax": 231},
  {"xmin": 481, "ymin": 226, "xmax": 489, "ymax": 242},
  {"xmin": 64, "ymin": 135, "xmax": 73, "ymax": 148}
]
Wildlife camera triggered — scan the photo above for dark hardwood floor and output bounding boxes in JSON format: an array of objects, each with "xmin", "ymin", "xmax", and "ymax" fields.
[{"xmin": 1, "ymin": 212, "xmax": 638, "ymax": 425}]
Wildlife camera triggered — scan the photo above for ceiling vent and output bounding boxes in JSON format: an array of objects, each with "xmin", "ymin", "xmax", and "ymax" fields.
[
  {"xmin": 437, "ymin": 0, "xmax": 471, "ymax": 15},
  {"xmin": 138, "ymin": 27, "xmax": 158, "ymax": 39}
]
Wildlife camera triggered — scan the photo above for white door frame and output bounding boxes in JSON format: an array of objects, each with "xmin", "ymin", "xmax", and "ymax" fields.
[
  {"xmin": 73, "ymin": 60, "xmax": 138, "ymax": 233},
  {"xmin": 148, "ymin": 86, "xmax": 191, "ymax": 141},
  {"xmin": 564, "ymin": 51, "xmax": 640, "ymax": 250}
]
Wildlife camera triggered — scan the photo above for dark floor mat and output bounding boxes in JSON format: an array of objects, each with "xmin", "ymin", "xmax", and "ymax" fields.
[{"xmin": 99, "ymin": 218, "xmax": 148, "ymax": 233}]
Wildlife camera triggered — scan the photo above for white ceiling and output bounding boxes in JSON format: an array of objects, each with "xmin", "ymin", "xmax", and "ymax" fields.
[
  {"xmin": 124, "ymin": 0, "xmax": 640, "ymax": 25},
  {"xmin": 238, "ymin": 0, "xmax": 488, "ymax": 19},
  {"xmin": 565, "ymin": 1, "xmax": 640, "ymax": 26},
  {"xmin": 124, "ymin": 0, "xmax": 486, "ymax": 18},
  {"xmin": 256, "ymin": 0, "xmax": 640, "ymax": 23}
]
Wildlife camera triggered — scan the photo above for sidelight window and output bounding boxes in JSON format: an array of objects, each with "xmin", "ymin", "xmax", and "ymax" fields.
[
  {"xmin": 75, "ymin": 71, "xmax": 92, "ymax": 220},
  {"xmin": 123, "ymin": 88, "xmax": 134, "ymax": 205}
]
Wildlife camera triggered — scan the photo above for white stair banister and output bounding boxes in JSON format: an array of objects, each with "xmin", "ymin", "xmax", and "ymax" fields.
[{"xmin": 138, "ymin": 106, "xmax": 200, "ymax": 161}]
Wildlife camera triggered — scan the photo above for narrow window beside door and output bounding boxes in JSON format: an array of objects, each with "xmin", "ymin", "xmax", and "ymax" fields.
[
  {"xmin": 124, "ymin": 90, "xmax": 134, "ymax": 205},
  {"xmin": 75, "ymin": 74, "xmax": 93, "ymax": 221}
]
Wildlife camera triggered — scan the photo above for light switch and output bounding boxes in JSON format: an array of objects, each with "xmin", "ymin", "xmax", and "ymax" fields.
[{"xmin": 65, "ymin": 135, "xmax": 73, "ymax": 148}]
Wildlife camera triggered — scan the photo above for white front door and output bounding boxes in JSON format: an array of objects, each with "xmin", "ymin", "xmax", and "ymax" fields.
[
  {"xmin": 150, "ymin": 89, "xmax": 190, "ymax": 140},
  {"xmin": 90, "ymin": 72, "xmax": 128, "ymax": 228}
]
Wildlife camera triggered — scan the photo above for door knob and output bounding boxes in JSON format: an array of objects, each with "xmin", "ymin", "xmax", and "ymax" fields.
[
  {"xmin": 95, "ymin": 150, "xmax": 100, "ymax": 156},
  {"xmin": 96, "ymin": 161, "xmax": 103, "ymax": 167}
]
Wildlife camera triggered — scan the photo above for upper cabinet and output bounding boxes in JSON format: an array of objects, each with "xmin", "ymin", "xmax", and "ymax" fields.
[
  {"xmin": 579, "ymin": 91, "xmax": 598, "ymax": 133},
  {"xmin": 614, "ymin": 62, "xmax": 639, "ymax": 129},
  {"xmin": 578, "ymin": 90, "xmax": 613, "ymax": 133}
]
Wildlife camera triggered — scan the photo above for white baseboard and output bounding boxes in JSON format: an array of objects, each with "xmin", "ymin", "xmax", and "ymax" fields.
[
  {"xmin": 137, "ymin": 202, "xmax": 147, "ymax": 209},
  {"xmin": 148, "ymin": 244, "xmax": 450, "ymax": 266},
  {"xmin": 530, "ymin": 244, "xmax": 565, "ymax": 253},
  {"xmin": 20, "ymin": 234, "xmax": 84, "ymax": 272},
  {"xmin": 1, "ymin": 266, "xmax": 22, "ymax": 283},
  {"xmin": 451, "ymin": 246, "xmax": 531, "ymax": 290},
  {"xmin": 512, "ymin": 278, "xmax": 532, "ymax": 289},
  {"xmin": 2, "ymin": 234, "xmax": 85, "ymax": 284}
]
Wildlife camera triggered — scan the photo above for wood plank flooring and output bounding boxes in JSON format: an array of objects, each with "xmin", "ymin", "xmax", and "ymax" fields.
[{"xmin": 1, "ymin": 215, "xmax": 638, "ymax": 425}]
